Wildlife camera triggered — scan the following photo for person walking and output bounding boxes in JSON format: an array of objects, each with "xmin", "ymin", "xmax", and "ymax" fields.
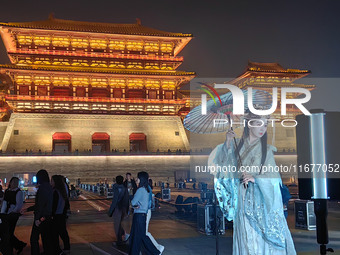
[
  {"xmin": 129, "ymin": 171, "xmax": 160, "ymax": 255},
  {"xmin": 51, "ymin": 175, "xmax": 71, "ymax": 254},
  {"xmin": 123, "ymin": 173, "xmax": 137, "ymax": 201},
  {"xmin": 1, "ymin": 177, "xmax": 26, "ymax": 254},
  {"xmin": 146, "ymin": 179, "xmax": 164, "ymax": 254},
  {"xmin": 26, "ymin": 169, "xmax": 54, "ymax": 255},
  {"xmin": 108, "ymin": 175, "xmax": 129, "ymax": 246}
]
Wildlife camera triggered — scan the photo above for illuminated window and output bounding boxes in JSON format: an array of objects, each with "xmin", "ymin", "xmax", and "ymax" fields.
[
  {"xmin": 127, "ymin": 79, "xmax": 143, "ymax": 89},
  {"xmin": 34, "ymin": 76, "xmax": 50, "ymax": 86},
  {"xmin": 163, "ymin": 105, "xmax": 176, "ymax": 113},
  {"xmin": 33, "ymin": 36, "xmax": 51, "ymax": 46},
  {"xmin": 34, "ymin": 102, "xmax": 50, "ymax": 109},
  {"xmin": 53, "ymin": 77, "xmax": 70, "ymax": 86},
  {"xmin": 72, "ymin": 77, "xmax": 89, "ymax": 86},
  {"xmin": 17, "ymin": 102, "xmax": 32, "ymax": 109},
  {"xmin": 17, "ymin": 35, "xmax": 33, "ymax": 45},
  {"xmin": 92, "ymin": 104, "xmax": 108, "ymax": 110},
  {"xmin": 109, "ymin": 40, "xmax": 125, "ymax": 51},
  {"xmin": 34, "ymin": 58, "xmax": 51, "ymax": 65},
  {"xmin": 52, "ymin": 37, "xmax": 70, "ymax": 47},
  {"xmin": 145, "ymin": 63, "xmax": 160, "ymax": 70},
  {"xmin": 52, "ymin": 59, "xmax": 70, "ymax": 66},
  {"xmin": 16, "ymin": 75, "xmax": 32, "ymax": 85},
  {"xmin": 73, "ymin": 103, "xmax": 89, "ymax": 110},
  {"xmin": 160, "ymin": 63, "xmax": 174, "ymax": 70},
  {"xmin": 145, "ymin": 80, "xmax": 160, "ymax": 89},
  {"xmin": 72, "ymin": 59, "xmax": 89, "ymax": 67},
  {"xmin": 91, "ymin": 78, "xmax": 108, "ymax": 87},
  {"xmin": 160, "ymin": 42, "xmax": 173, "ymax": 53},
  {"xmin": 110, "ymin": 104, "xmax": 126, "ymax": 111},
  {"xmin": 109, "ymin": 79, "xmax": 126, "ymax": 88},
  {"xmin": 71, "ymin": 38, "xmax": 89, "ymax": 48},
  {"xmin": 162, "ymin": 80, "xmax": 176, "ymax": 90},
  {"xmin": 109, "ymin": 61, "xmax": 125, "ymax": 68},
  {"xmin": 126, "ymin": 41, "xmax": 143, "ymax": 51},
  {"xmin": 18, "ymin": 57, "xmax": 33, "ymax": 65},
  {"xmin": 91, "ymin": 60, "xmax": 108, "ymax": 68},
  {"xmin": 54, "ymin": 103, "xmax": 70, "ymax": 110},
  {"xmin": 128, "ymin": 105, "xmax": 144, "ymax": 112},
  {"xmin": 146, "ymin": 105, "xmax": 160, "ymax": 112},
  {"xmin": 127, "ymin": 62, "xmax": 143, "ymax": 69},
  {"xmin": 144, "ymin": 42, "xmax": 159, "ymax": 52},
  {"xmin": 90, "ymin": 39, "xmax": 107, "ymax": 49}
]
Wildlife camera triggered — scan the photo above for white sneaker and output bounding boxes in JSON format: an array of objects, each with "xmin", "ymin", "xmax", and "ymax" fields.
[
  {"xmin": 158, "ymin": 245, "xmax": 165, "ymax": 254},
  {"xmin": 123, "ymin": 233, "xmax": 130, "ymax": 242}
]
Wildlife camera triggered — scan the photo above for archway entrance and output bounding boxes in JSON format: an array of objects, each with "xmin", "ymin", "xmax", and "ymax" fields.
[
  {"xmin": 92, "ymin": 133, "xmax": 110, "ymax": 153},
  {"xmin": 129, "ymin": 133, "xmax": 147, "ymax": 152},
  {"xmin": 52, "ymin": 132, "xmax": 71, "ymax": 152}
]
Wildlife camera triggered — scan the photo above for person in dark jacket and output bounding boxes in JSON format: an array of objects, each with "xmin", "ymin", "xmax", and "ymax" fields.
[
  {"xmin": 51, "ymin": 175, "xmax": 70, "ymax": 254},
  {"xmin": 123, "ymin": 173, "xmax": 137, "ymax": 200},
  {"xmin": 26, "ymin": 169, "xmax": 54, "ymax": 255},
  {"xmin": 1, "ymin": 177, "xmax": 26, "ymax": 254},
  {"xmin": 108, "ymin": 175, "xmax": 129, "ymax": 246}
]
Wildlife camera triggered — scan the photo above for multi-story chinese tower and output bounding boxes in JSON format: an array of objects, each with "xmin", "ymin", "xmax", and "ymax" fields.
[{"xmin": 0, "ymin": 15, "xmax": 195, "ymax": 153}]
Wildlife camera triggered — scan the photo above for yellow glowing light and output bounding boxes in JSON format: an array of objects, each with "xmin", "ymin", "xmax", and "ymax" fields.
[
  {"xmin": 89, "ymin": 39, "xmax": 107, "ymax": 50},
  {"xmin": 145, "ymin": 63, "xmax": 160, "ymax": 70},
  {"xmin": 52, "ymin": 37, "xmax": 70, "ymax": 47},
  {"xmin": 17, "ymin": 35, "xmax": 33, "ymax": 45},
  {"xmin": 145, "ymin": 80, "xmax": 160, "ymax": 89},
  {"xmin": 160, "ymin": 42, "xmax": 173, "ymax": 53},
  {"xmin": 91, "ymin": 78, "xmax": 108, "ymax": 87},
  {"xmin": 144, "ymin": 42, "xmax": 159, "ymax": 52},
  {"xmin": 127, "ymin": 62, "xmax": 143, "ymax": 69},
  {"xmin": 109, "ymin": 79, "xmax": 126, "ymax": 88},
  {"xmin": 72, "ymin": 77, "xmax": 89, "ymax": 86},
  {"xmin": 127, "ymin": 79, "xmax": 143, "ymax": 88},
  {"xmin": 126, "ymin": 41, "xmax": 143, "ymax": 51},
  {"xmin": 71, "ymin": 38, "xmax": 89, "ymax": 48},
  {"xmin": 109, "ymin": 61, "xmax": 125, "ymax": 68},
  {"xmin": 33, "ymin": 36, "xmax": 51, "ymax": 46},
  {"xmin": 34, "ymin": 76, "xmax": 50, "ymax": 86},
  {"xmin": 109, "ymin": 40, "xmax": 125, "ymax": 51}
]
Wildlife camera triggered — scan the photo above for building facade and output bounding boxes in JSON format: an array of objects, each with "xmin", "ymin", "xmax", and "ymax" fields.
[{"xmin": 0, "ymin": 15, "xmax": 195, "ymax": 153}]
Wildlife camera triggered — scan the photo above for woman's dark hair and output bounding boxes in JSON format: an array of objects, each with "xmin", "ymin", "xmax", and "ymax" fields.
[
  {"xmin": 137, "ymin": 171, "xmax": 150, "ymax": 193},
  {"xmin": 8, "ymin": 177, "xmax": 19, "ymax": 189},
  {"xmin": 52, "ymin": 175, "xmax": 68, "ymax": 201},
  {"xmin": 36, "ymin": 169, "xmax": 50, "ymax": 184},
  {"xmin": 116, "ymin": 175, "xmax": 124, "ymax": 185},
  {"xmin": 148, "ymin": 178, "xmax": 153, "ymax": 190},
  {"xmin": 235, "ymin": 120, "xmax": 267, "ymax": 173}
]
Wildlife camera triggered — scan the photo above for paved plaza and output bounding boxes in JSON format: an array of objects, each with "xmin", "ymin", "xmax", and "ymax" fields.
[{"xmin": 12, "ymin": 189, "xmax": 340, "ymax": 255}]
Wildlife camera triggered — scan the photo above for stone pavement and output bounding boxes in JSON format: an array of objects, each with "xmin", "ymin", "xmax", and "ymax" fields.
[{"xmin": 12, "ymin": 190, "xmax": 340, "ymax": 255}]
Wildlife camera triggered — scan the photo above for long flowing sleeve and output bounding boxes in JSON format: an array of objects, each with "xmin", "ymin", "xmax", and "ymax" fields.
[
  {"xmin": 243, "ymin": 145, "xmax": 288, "ymax": 250},
  {"xmin": 208, "ymin": 141, "xmax": 240, "ymax": 221}
]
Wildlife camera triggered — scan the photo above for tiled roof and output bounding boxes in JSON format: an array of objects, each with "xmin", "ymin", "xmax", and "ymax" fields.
[
  {"xmin": 0, "ymin": 15, "xmax": 192, "ymax": 37},
  {"xmin": 247, "ymin": 61, "xmax": 310, "ymax": 74},
  {"xmin": 0, "ymin": 64, "xmax": 195, "ymax": 77}
]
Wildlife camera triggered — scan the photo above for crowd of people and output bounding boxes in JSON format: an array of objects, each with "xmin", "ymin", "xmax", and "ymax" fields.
[
  {"xmin": 0, "ymin": 170, "xmax": 70, "ymax": 255},
  {"xmin": 0, "ymin": 170, "xmax": 164, "ymax": 255}
]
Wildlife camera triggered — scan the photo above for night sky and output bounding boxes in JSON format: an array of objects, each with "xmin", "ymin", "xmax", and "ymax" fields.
[{"xmin": 0, "ymin": 0, "xmax": 339, "ymax": 110}]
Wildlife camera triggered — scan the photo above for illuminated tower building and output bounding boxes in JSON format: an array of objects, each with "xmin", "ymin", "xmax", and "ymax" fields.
[
  {"xmin": 0, "ymin": 15, "xmax": 195, "ymax": 153},
  {"xmin": 180, "ymin": 61, "xmax": 315, "ymax": 152}
]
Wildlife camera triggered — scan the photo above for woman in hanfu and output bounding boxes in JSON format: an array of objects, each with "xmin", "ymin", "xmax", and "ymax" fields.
[{"xmin": 208, "ymin": 112, "xmax": 296, "ymax": 255}]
